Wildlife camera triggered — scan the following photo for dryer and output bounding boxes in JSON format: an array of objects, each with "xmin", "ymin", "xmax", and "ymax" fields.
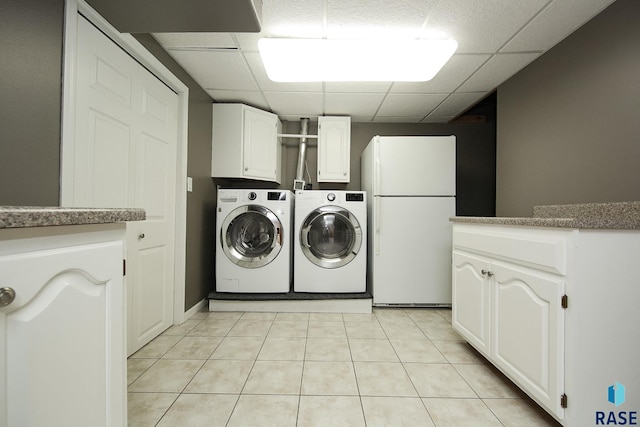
[
  {"xmin": 216, "ymin": 189, "xmax": 293, "ymax": 293},
  {"xmin": 294, "ymin": 190, "xmax": 367, "ymax": 293}
]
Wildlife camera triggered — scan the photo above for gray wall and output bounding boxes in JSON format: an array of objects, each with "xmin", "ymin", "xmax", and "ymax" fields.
[
  {"xmin": 133, "ymin": 35, "xmax": 217, "ymax": 311},
  {"xmin": 496, "ymin": 0, "xmax": 640, "ymax": 217},
  {"xmin": 0, "ymin": 0, "xmax": 64, "ymax": 205}
]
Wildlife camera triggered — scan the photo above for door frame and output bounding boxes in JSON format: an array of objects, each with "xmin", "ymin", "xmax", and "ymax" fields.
[{"xmin": 60, "ymin": 0, "xmax": 189, "ymax": 324}]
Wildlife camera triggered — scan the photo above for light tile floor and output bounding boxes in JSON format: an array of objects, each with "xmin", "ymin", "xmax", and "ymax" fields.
[{"xmin": 128, "ymin": 308, "xmax": 562, "ymax": 426}]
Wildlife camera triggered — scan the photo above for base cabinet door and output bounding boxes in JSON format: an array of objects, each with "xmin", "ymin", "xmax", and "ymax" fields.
[
  {"xmin": 452, "ymin": 251, "xmax": 492, "ymax": 357},
  {"xmin": 492, "ymin": 261, "xmax": 565, "ymax": 419},
  {"xmin": 0, "ymin": 229, "xmax": 126, "ymax": 427}
]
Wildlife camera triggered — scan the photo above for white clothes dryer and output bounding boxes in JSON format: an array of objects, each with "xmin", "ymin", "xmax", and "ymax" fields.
[
  {"xmin": 294, "ymin": 190, "xmax": 367, "ymax": 293},
  {"xmin": 216, "ymin": 189, "xmax": 293, "ymax": 293}
]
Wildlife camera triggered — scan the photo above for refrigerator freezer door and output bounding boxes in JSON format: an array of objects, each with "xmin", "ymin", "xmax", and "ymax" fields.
[
  {"xmin": 370, "ymin": 196, "xmax": 454, "ymax": 305},
  {"xmin": 375, "ymin": 136, "xmax": 455, "ymax": 196}
]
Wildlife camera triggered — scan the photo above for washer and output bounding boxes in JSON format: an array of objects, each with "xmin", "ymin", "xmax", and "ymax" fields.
[
  {"xmin": 216, "ymin": 189, "xmax": 293, "ymax": 293},
  {"xmin": 294, "ymin": 190, "xmax": 367, "ymax": 293}
]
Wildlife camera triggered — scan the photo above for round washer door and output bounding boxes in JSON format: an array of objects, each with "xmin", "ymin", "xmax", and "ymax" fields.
[
  {"xmin": 221, "ymin": 205, "xmax": 283, "ymax": 268},
  {"xmin": 300, "ymin": 205, "xmax": 362, "ymax": 269}
]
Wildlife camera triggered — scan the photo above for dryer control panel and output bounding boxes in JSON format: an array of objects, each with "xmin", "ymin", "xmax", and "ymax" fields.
[{"xmin": 345, "ymin": 193, "xmax": 364, "ymax": 202}]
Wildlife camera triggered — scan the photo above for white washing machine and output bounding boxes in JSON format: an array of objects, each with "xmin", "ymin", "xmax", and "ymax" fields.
[
  {"xmin": 294, "ymin": 190, "xmax": 367, "ymax": 293},
  {"xmin": 216, "ymin": 189, "xmax": 293, "ymax": 293}
]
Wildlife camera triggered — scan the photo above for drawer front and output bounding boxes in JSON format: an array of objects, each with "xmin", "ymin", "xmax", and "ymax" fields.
[{"xmin": 453, "ymin": 225, "xmax": 572, "ymax": 275}]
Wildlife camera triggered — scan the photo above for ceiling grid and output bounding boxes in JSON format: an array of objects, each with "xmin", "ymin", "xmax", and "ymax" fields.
[{"xmin": 153, "ymin": 0, "xmax": 616, "ymax": 122}]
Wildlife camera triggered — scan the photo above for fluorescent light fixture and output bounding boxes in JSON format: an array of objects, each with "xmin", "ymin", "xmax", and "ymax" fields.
[{"xmin": 258, "ymin": 38, "xmax": 457, "ymax": 82}]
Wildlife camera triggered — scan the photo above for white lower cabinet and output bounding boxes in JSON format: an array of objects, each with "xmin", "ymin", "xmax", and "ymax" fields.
[
  {"xmin": 453, "ymin": 224, "xmax": 570, "ymax": 421},
  {"xmin": 492, "ymin": 261, "xmax": 565, "ymax": 418},
  {"xmin": 0, "ymin": 224, "xmax": 126, "ymax": 427},
  {"xmin": 452, "ymin": 251, "xmax": 491, "ymax": 357},
  {"xmin": 453, "ymin": 223, "xmax": 640, "ymax": 427}
]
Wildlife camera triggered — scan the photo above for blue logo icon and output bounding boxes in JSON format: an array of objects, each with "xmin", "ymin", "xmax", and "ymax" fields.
[{"xmin": 609, "ymin": 382, "xmax": 626, "ymax": 407}]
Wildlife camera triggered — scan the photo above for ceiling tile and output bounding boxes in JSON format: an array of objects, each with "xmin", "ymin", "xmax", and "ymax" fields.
[
  {"xmin": 326, "ymin": 0, "xmax": 437, "ymax": 39},
  {"xmin": 234, "ymin": 32, "xmax": 263, "ymax": 52},
  {"xmin": 390, "ymin": 54, "xmax": 491, "ymax": 94},
  {"xmin": 501, "ymin": 0, "xmax": 616, "ymax": 52},
  {"xmin": 263, "ymin": 91, "xmax": 324, "ymax": 117},
  {"xmin": 261, "ymin": 0, "xmax": 324, "ymax": 38},
  {"xmin": 457, "ymin": 52, "xmax": 540, "ymax": 92},
  {"xmin": 426, "ymin": 92, "xmax": 487, "ymax": 118},
  {"xmin": 152, "ymin": 33, "xmax": 237, "ymax": 48},
  {"xmin": 325, "ymin": 82, "xmax": 392, "ymax": 93},
  {"xmin": 206, "ymin": 90, "xmax": 270, "ymax": 110},
  {"xmin": 422, "ymin": 115, "xmax": 455, "ymax": 123},
  {"xmin": 425, "ymin": 0, "xmax": 548, "ymax": 53},
  {"xmin": 166, "ymin": 50, "xmax": 258, "ymax": 91},
  {"xmin": 376, "ymin": 93, "xmax": 448, "ymax": 117},
  {"xmin": 373, "ymin": 116, "xmax": 425, "ymax": 123},
  {"xmin": 325, "ymin": 93, "xmax": 386, "ymax": 116},
  {"xmin": 243, "ymin": 52, "xmax": 322, "ymax": 92}
]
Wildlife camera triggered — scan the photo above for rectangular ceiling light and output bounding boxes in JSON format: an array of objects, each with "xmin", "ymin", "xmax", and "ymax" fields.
[{"xmin": 258, "ymin": 38, "xmax": 457, "ymax": 82}]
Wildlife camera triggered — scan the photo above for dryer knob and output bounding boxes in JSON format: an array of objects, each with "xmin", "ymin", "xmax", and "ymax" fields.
[
  {"xmin": 248, "ymin": 192, "xmax": 257, "ymax": 201},
  {"xmin": 327, "ymin": 193, "xmax": 336, "ymax": 202}
]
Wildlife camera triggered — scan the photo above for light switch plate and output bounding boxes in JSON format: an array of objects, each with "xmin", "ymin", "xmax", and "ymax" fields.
[{"xmin": 187, "ymin": 177, "xmax": 193, "ymax": 192}]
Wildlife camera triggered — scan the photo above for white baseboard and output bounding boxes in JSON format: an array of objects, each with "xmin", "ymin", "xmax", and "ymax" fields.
[{"xmin": 182, "ymin": 299, "xmax": 207, "ymax": 322}]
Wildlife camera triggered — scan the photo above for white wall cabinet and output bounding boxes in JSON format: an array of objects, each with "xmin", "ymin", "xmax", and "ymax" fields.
[
  {"xmin": 317, "ymin": 116, "xmax": 350, "ymax": 183},
  {"xmin": 452, "ymin": 223, "xmax": 640, "ymax": 427},
  {"xmin": 212, "ymin": 103, "xmax": 282, "ymax": 183},
  {"xmin": 0, "ymin": 224, "xmax": 126, "ymax": 427}
]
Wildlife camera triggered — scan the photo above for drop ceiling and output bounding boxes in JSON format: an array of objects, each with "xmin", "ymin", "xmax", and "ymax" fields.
[{"xmin": 152, "ymin": 0, "xmax": 615, "ymax": 123}]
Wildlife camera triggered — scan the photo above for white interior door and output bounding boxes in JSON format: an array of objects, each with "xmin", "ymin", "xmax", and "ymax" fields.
[{"xmin": 72, "ymin": 15, "xmax": 178, "ymax": 355}]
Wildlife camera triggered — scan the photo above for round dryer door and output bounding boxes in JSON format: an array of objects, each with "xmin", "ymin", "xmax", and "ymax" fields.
[
  {"xmin": 221, "ymin": 205, "xmax": 283, "ymax": 268},
  {"xmin": 300, "ymin": 206, "xmax": 362, "ymax": 269}
]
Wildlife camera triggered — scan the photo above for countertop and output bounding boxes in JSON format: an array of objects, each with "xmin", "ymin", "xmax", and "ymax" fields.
[
  {"xmin": 0, "ymin": 206, "xmax": 146, "ymax": 229},
  {"xmin": 450, "ymin": 201, "xmax": 640, "ymax": 230}
]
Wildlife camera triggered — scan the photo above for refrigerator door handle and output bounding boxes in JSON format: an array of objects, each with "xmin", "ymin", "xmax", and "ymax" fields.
[
  {"xmin": 375, "ymin": 196, "xmax": 381, "ymax": 255},
  {"xmin": 374, "ymin": 144, "xmax": 381, "ymax": 195}
]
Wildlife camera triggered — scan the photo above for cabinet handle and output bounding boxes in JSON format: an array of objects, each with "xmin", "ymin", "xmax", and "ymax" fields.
[
  {"xmin": 481, "ymin": 269, "xmax": 494, "ymax": 277},
  {"xmin": 138, "ymin": 233, "xmax": 145, "ymax": 239},
  {"xmin": 0, "ymin": 287, "xmax": 16, "ymax": 307}
]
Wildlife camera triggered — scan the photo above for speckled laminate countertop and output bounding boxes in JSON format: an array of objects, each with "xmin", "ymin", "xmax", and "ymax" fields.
[
  {"xmin": 0, "ymin": 206, "xmax": 146, "ymax": 229},
  {"xmin": 450, "ymin": 201, "xmax": 640, "ymax": 230}
]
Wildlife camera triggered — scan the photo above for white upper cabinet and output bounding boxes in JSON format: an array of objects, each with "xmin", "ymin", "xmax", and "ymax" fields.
[
  {"xmin": 212, "ymin": 104, "xmax": 282, "ymax": 183},
  {"xmin": 317, "ymin": 116, "xmax": 350, "ymax": 183}
]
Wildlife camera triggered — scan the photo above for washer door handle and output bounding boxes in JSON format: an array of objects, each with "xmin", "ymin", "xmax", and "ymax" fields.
[
  {"xmin": 301, "ymin": 227, "xmax": 311, "ymax": 248},
  {"xmin": 277, "ymin": 227, "xmax": 282, "ymax": 246}
]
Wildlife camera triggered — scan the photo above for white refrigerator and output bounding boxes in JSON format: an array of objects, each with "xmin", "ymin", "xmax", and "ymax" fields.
[{"xmin": 361, "ymin": 135, "xmax": 456, "ymax": 306}]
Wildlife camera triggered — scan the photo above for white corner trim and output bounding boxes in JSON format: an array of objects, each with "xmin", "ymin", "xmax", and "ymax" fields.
[{"xmin": 61, "ymin": 0, "xmax": 189, "ymax": 325}]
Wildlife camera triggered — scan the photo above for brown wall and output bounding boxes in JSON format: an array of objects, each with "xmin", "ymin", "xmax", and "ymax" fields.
[
  {"xmin": 496, "ymin": 0, "xmax": 640, "ymax": 216},
  {"xmin": 276, "ymin": 118, "xmax": 496, "ymax": 217},
  {"xmin": 0, "ymin": 0, "xmax": 65, "ymax": 206}
]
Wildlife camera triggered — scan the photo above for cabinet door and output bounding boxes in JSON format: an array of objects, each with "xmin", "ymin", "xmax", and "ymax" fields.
[
  {"xmin": 0, "ymin": 240, "xmax": 125, "ymax": 427},
  {"xmin": 452, "ymin": 251, "xmax": 492, "ymax": 356},
  {"xmin": 243, "ymin": 108, "xmax": 278, "ymax": 181},
  {"xmin": 317, "ymin": 116, "xmax": 350, "ymax": 182},
  {"xmin": 492, "ymin": 261, "xmax": 565, "ymax": 419}
]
